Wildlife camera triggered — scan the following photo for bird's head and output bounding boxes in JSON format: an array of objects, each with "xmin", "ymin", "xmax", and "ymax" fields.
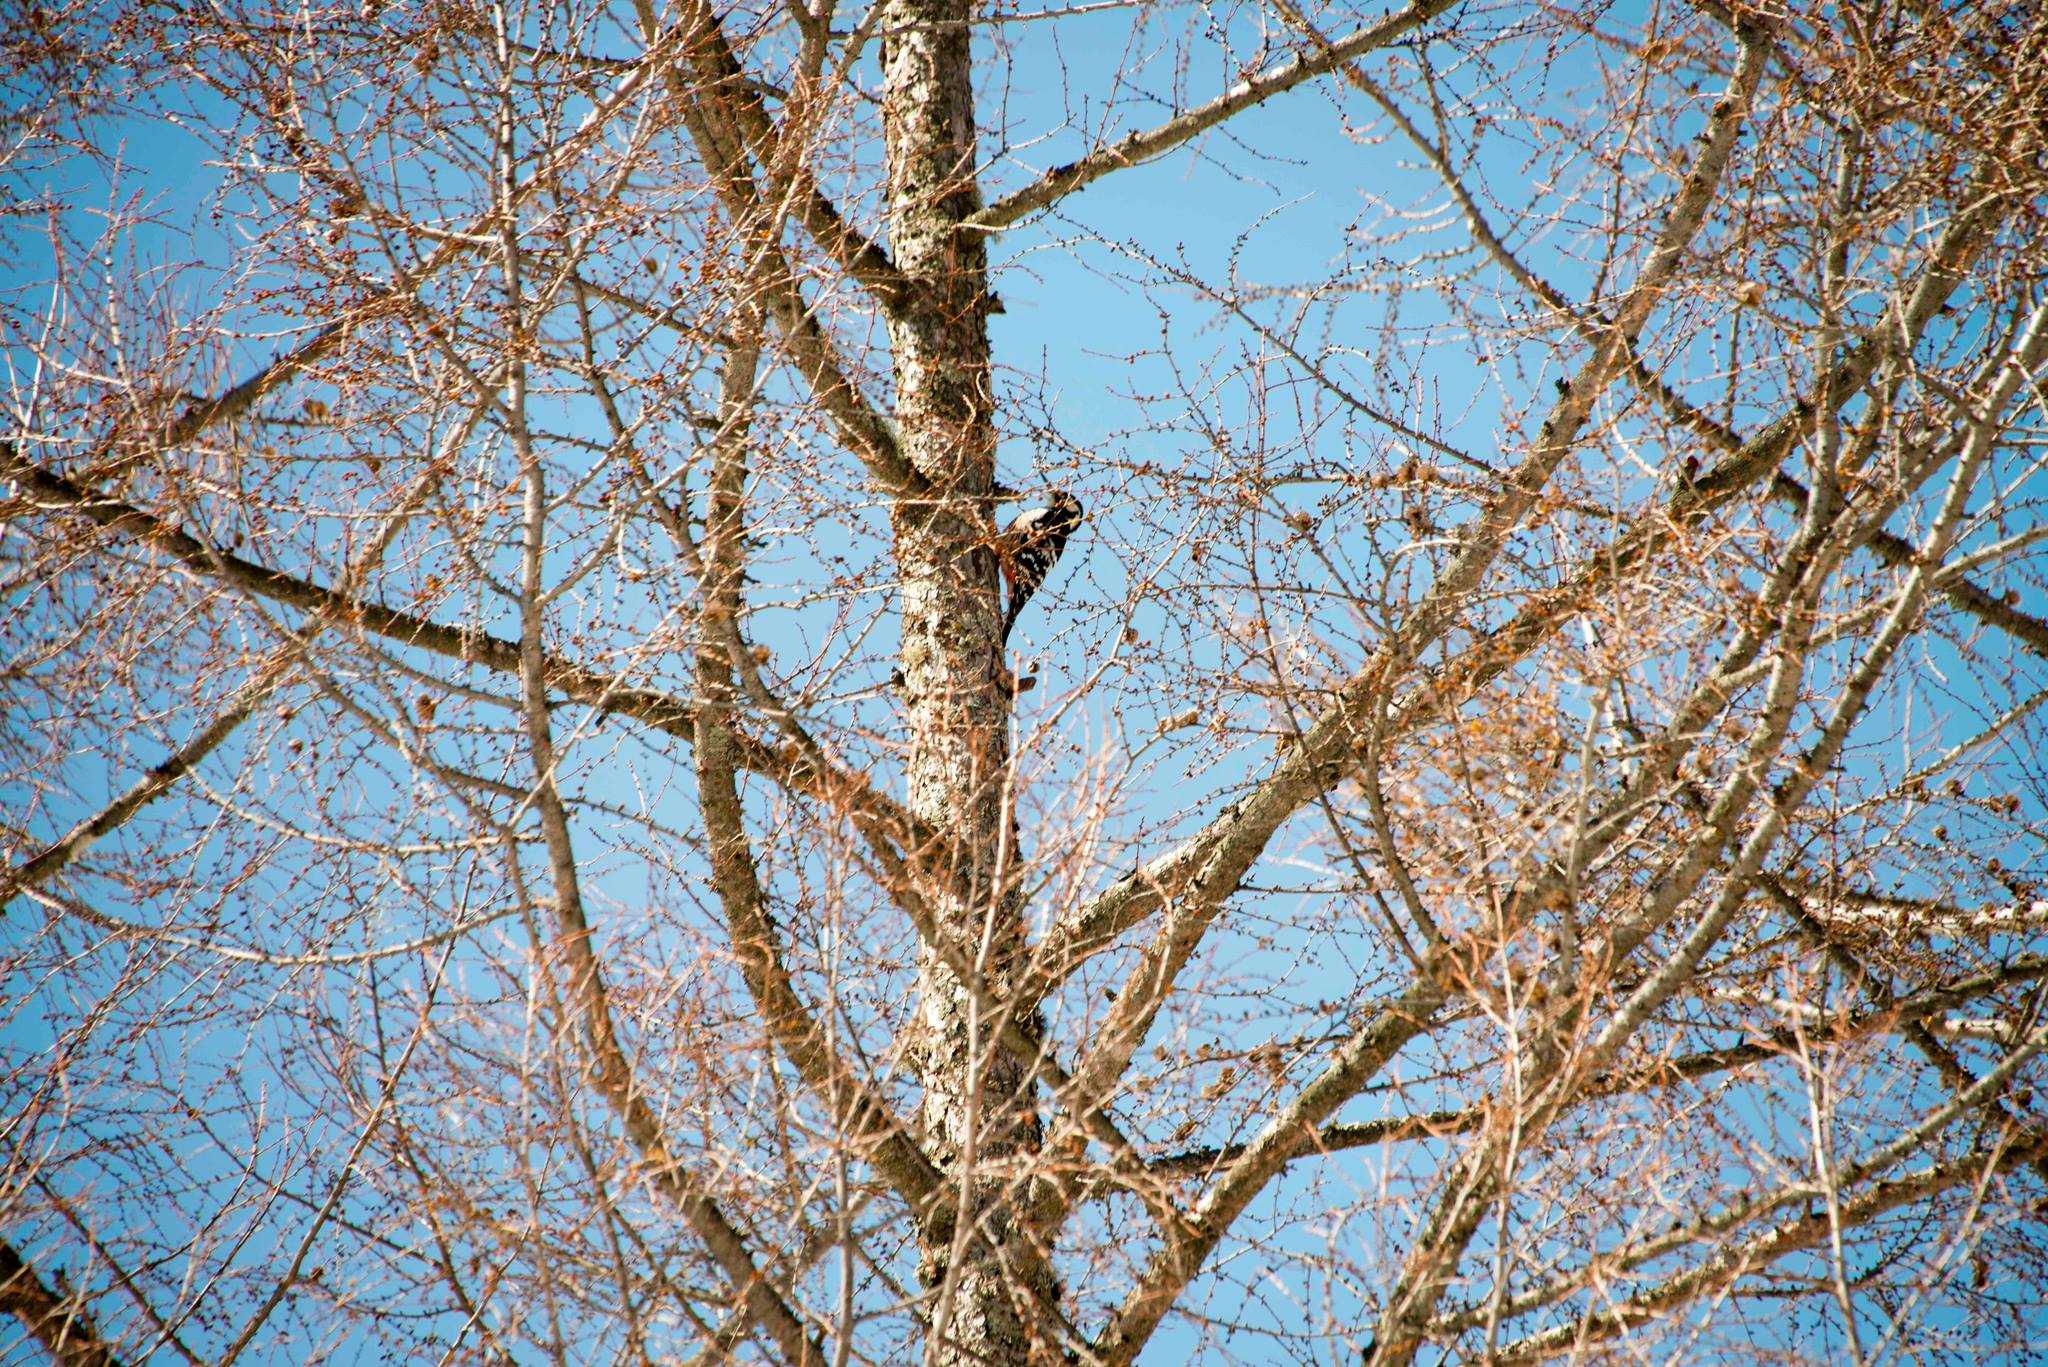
[{"xmin": 1050, "ymin": 490, "xmax": 1084, "ymax": 522}]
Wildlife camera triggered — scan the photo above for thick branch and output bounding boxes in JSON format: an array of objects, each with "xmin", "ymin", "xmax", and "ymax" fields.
[
  {"xmin": 1052, "ymin": 28, "xmax": 1771, "ymax": 1182},
  {"xmin": 106, "ymin": 30, "xmax": 684, "ymax": 474},
  {"xmin": 0, "ymin": 443, "xmax": 937, "ymax": 887},
  {"xmin": 493, "ymin": 92, "xmax": 826, "ymax": 1357},
  {"xmin": 1771, "ymin": 472, "xmax": 2048, "ymax": 657},
  {"xmin": 1371, "ymin": 334, "xmax": 2028, "ymax": 1360},
  {"xmin": 1091, "ymin": 974, "xmax": 1449, "ymax": 1365},
  {"xmin": 1416, "ymin": 963, "xmax": 2048, "ymax": 1344},
  {"xmin": 687, "ymin": 322, "xmax": 943, "ymax": 1210},
  {"xmin": 1141, "ymin": 945, "xmax": 2048, "ymax": 1181},
  {"xmin": 1350, "ymin": 34, "xmax": 2048, "ymax": 668},
  {"xmin": 0, "ymin": 434, "xmax": 461, "ymax": 915},
  {"xmin": 676, "ymin": 0, "xmax": 910, "ymax": 310},
  {"xmin": 1033, "ymin": 140, "xmax": 2006, "ymax": 1004},
  {"xmin": 0, "ymin": 1240, "xmax": 122, "ymax": 1367},
  {"xmin": 968, "ymin": 0, "xmax": 1463, "ymax": 232},
  {"xmin": 633, "ymin": 0, "xmax": 926, "ymax": 498},
  {"xmin": 0, "ymin": 688, "xmax": 265, "ymax": 916},
  {"xmin": 1487, "ymin": 1132, "xmax": 2048, "ymax": 1363}
]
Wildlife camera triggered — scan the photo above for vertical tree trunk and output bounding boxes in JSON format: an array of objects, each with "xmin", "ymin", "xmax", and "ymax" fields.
[{"xmin": 879, "ymin": 0, "xmax": 1051, "ymax": 1360}]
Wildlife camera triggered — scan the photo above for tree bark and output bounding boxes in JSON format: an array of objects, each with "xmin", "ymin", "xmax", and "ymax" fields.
[
  {"xmin": 0, "ymin": 1241, "xmax": 121, "ymax": 1367},
  {"xmin": 880, "ymin": 0, "xmax": 1053, "ymax": 1360}
]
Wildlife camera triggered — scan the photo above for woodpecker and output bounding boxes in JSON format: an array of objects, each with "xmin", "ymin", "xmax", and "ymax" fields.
[{"xmin": 997, "ymin": 491, "xmax": 1084, "ymax": 644}]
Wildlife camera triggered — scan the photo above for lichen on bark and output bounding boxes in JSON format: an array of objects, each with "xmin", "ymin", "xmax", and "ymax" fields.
[{"xmin": 879, "ymin": 0, "xmax": 1059, "ymax": 1358}]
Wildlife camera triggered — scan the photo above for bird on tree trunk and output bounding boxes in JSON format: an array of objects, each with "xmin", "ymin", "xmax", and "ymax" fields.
[{"xmin": 992, "ymin": 491, "xmax": 1083, "ymax": 694}]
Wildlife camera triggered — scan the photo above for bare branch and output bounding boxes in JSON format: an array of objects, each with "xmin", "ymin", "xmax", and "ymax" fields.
[
  {"xmin": 1487, "ymin": 1131, "xmax": 2048, "ymax": 1363},
  {"xmin": 0, "ymin": 1239, "xmax": 123, "ymax": 1367},
  {"xmin": 969, "ymin": 0, "xmax": 1463, "ymax": 232},
  {"xmin": 0, "ymin": 441, "xmax": 938, "ymax": 888}
]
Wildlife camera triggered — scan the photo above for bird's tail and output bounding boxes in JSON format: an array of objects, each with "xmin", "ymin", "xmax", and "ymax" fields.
[{"xmin": 1001, "ymin": 587, "xmax": 1025, "ymax": 646}]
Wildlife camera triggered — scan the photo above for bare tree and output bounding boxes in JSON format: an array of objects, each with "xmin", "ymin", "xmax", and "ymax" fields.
[{"xmin": 4, "ymin": 0, "xmax": 2047, "ymax": 1361}]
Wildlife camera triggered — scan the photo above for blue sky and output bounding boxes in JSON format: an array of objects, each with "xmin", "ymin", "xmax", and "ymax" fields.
[{"xmin": 5, "ymin": 0, "xmax": 2048, "ymax": 1361}]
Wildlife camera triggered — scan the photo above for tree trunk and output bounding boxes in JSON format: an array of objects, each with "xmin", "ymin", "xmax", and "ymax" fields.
[{"xmin": 880, "ymin": 0, "xmax": 1052, "ymax": 1360}]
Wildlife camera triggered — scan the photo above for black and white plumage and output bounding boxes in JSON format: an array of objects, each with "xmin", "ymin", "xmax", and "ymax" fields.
[{"xmin": 997, "ymin": 491, "xmax": 1083, "ymax": 644}]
